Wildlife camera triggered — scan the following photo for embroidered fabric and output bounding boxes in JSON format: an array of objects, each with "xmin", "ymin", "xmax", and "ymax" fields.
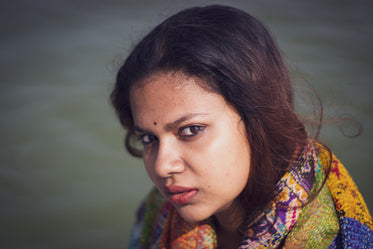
[{"xmin": 128, "ymin": 141, "xmax": 373, "ymax": 248}]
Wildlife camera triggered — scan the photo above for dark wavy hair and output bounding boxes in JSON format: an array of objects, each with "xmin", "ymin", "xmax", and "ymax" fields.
[{"xmin": 111, "ymin": 5, "xmax": 318, "ymax": 213}]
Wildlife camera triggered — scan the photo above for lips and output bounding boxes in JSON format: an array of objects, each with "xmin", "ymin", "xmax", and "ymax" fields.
[{"xmin": 165, "ymin": 186, "xmax": 198, "ymax": 205}]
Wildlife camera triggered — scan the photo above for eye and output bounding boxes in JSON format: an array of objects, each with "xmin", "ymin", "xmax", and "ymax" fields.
[
  {"xmin": 179, "ymin": 125, "xmax": 205, "ymax": 138},
  {"xmin": 138, "ymin": 134, "xmax": 157, "ymax": 145}
]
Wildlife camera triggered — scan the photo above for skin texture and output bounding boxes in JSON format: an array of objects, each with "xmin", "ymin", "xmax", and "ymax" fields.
[{"xmin": 130, "ymin": 72, "xmax": 251, "ymax": 236}]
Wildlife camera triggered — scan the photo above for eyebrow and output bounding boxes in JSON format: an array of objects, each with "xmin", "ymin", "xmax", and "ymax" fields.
[
  {"xmin": 134, "ymin": 113, "xmax": 209, "ymax": 133},
  {"xmin": 166, "ymin": 113, "xmax": 209, "ymax": 130}
]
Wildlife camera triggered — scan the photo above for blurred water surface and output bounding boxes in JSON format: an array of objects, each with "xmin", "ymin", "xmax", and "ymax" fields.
[{"xmin": 0, "ymin": 0, "xmax": 372, "ymax": 248}]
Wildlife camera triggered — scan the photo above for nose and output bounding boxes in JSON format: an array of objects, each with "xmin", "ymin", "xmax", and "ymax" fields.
[{"xmin": 154, "ymin": 139, "xmax": 185, "ymax": 178}]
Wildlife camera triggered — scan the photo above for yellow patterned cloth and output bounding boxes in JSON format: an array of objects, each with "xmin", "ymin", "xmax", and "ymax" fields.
[
  {"xmin": 128, "ymin": 141, "xmax": 373, "ymax": 248},
  {"xmin": 318, "ymin": 145, "xmax": 373, "ymax": 229}
]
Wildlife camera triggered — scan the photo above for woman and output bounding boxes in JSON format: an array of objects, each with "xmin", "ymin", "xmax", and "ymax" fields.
[{"xmin": 111, "ymin": 5, "xmax": 372, "ymax": 248}]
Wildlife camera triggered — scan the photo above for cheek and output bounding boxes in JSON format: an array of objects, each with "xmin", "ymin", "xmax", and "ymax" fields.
[
  {"xmin": 186, "ymin": 140, "xmax": 230, "ymax": 179},
  {"xmin": 225, "ymin": 169, "xmax": 231, "ymax": 177},
  {"xmin": 142, "ymin": 152, "xmax": 158, "ymax": 183}
]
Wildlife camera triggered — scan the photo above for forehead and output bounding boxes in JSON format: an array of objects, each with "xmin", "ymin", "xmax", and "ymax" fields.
[
  {"xmin": 131, "ymin": 71, "xmax": 203, "ymax": 92},
  {"xmin": 128, "ymin": 72, "xmax": 226, "ymax": 124},
  {"xmin": 129, "ymin": 72, "xmax": 210, "ymax": 105},
  {"xmin": 132, "ymin": 71, "xmax": 200, "ymax": 96}
]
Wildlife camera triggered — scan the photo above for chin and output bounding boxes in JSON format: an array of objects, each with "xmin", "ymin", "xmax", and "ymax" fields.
[{"xmin": 176, "ymin": 205, "xmax": 211, "ymax": 224}]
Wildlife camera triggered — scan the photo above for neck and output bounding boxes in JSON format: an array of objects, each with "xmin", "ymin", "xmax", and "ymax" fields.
[{"xmin": 214, "ymin": 200, "xmax": 246, "ymax": 249}]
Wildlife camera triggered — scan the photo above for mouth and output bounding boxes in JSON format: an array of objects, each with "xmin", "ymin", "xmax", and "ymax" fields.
[{"xmin": 165, "ymin": 186, "xmax": 198, "ymax": 205}]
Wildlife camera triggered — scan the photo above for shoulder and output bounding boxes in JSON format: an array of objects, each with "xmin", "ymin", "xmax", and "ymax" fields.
[
  {"xmin": 317, "ymin": 144, "xmax": 373, "ymax": 248},
  {"xmin": 317, "ymin": 144, "xmax": 373, "ymax": 228},
  {"xmin": 128, "ymin": 187, "xmax": 167, "ymax": 249}
]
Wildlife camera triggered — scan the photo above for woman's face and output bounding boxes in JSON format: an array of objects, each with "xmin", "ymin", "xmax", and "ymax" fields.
[{"xmin": 130, "ymin": 72, "xmax": 251, "ymax": 223}]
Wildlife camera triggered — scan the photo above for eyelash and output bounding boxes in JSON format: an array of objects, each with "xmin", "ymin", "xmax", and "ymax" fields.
[
  {"xmin": 178, "ymin": 125, "xmax": 206, "ymax": 138},
  {"xmin": 138, "ymin": 134, "xmax": 157, "ymax": 145},
  {"xmin": 137, "ymin": 125, "xmax": 206, "ymax": 145}
]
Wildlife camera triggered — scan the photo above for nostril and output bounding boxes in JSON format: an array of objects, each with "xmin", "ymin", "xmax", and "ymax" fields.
[
  {"xmin": 155, "ymin": 154, "xmax": 185, "ymax": 177},
  {"xmin": 152, "ymin": 139, "xmax": 185, "ymax": 177}
]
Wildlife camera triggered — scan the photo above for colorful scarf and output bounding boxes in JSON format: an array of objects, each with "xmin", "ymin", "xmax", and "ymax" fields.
[{"xmin": 128, "ymin": 141, "xmax": 373, "ymax": 248}]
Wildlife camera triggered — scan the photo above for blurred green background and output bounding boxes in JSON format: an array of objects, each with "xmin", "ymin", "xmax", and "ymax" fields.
[{"xmin": 1, "ymin": 0, "xmax": 372, "ymax": 248}]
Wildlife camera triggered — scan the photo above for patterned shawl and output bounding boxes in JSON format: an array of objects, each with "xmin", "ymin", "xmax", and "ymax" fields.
[{"xmin": 128, "ymin": 141, "xmax": 373, "ymax": 248}]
